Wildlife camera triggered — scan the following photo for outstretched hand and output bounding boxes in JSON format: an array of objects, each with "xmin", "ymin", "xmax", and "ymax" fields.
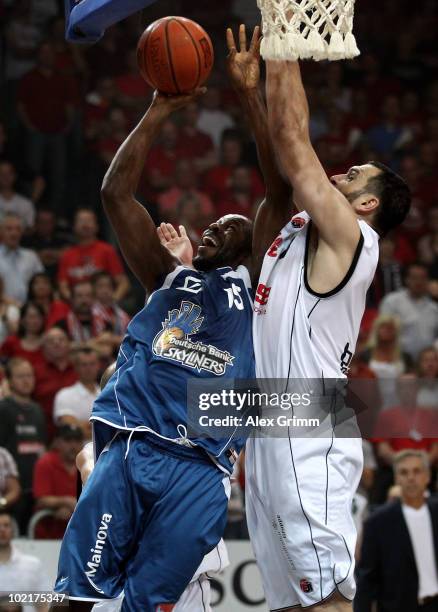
[
  {"xmin": 151, "ymin": 87, "xmax": 207, "ymax": 114},
  {"xmin": 226, "ymin": 24, "xmax": 261, "ymax": 92},
  {"xmin": 157, "ymin": 223, "xmax": 193, "ymax": 267}
]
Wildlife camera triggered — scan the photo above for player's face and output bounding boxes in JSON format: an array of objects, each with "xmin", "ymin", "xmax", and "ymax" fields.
[
  {"xmin": 193, "ymin": 215, "xmax": 252, "ymax": 272},
  {"xmin": 330, "ymin": 164, "xmax": 382, "ymax": 212}
]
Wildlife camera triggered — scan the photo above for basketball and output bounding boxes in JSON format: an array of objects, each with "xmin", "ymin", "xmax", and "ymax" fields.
[{"xmin": 137, "ymin": 17, "xmax": 214, "ymax": 95}]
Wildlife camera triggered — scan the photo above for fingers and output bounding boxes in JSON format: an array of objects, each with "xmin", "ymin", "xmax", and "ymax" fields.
[
  {"xmin": 226, "ymin": 27, "xmax": 236, "ymax": 52},
  {"xmin": 238, "ymin": 23, "xmax": 247, "ymax": 52},
  {"xmin": 249, "ymin": 25, "xmax": 261, "ymax": 55},
  {"xmin": 178, "ymin": 225, "xmax": 188, "ymax": 238},
  {"xmin": 159, "ymin": 222, "xmax": 173, "ymax": 242},
  {"xmin": 157, "ymin": 226, "xmax": 165, "ymax": 244},
  {"xmin": 167, "ymin": 223, "xmax": 178, "ymax": 239}
]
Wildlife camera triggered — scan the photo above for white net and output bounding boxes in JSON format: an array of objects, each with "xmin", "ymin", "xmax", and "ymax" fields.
[{"xmin": 258, "ymin": 0, "xmax": 360, "ymax": 62}]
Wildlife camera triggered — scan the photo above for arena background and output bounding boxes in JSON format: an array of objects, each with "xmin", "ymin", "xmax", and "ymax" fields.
[{"xmin": 0, "ymin": 0, "xmax": 437, "ymax": 610}]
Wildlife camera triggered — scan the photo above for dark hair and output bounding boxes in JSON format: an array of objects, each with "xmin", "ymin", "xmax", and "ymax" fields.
[
  {"xmin": 368, "ymin": 161, "xmax": 411, "ymax": 237},
  {"xmin": 403, "ymin": 261, "xmax": 429, "ymax": 282},
  {"xmin": 18, "ymin": 301, "xmax": 46, "ymax": 338},
  {"xmin": 28, "ymin": 272, "xmax": 54, "ymax": 302},
  {"xmin": 5, "ymin": 357, "xmax": 33, "ymax": 380},
  {"xmin": 221, "ymin": 128, "xmax": 244, "ymax": 146},
  {"xmin": 92, "ymin": 271, "xmax": 115, "ymax": 289}
]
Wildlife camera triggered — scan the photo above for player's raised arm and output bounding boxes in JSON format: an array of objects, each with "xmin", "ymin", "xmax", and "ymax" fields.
[
  {"xmin": 101, "ymin": 91, "xmax": 203, "ymax": 293},
  {"xmin": 265, "ymin": 60, "xmax": 361, "ymax": 252},
  {"xmin": 226, "ymin": 25, "xmax": 292, "ymax": 281}
]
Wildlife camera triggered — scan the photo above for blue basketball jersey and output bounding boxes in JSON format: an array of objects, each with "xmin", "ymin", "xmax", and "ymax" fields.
[{"xmin": 91, "ymin": 264, "xmax": 255, "ymax": 473}]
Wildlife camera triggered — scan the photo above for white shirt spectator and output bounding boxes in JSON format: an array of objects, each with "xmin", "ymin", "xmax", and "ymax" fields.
[
  {"xmin": 417, "ymin": 382, "xmax": 438, "ymax": 409},
  {"xmin": 0, "ymin": 544, "xmax": 51, "ymax": 612},
  {"xmin": 380, "ymin": 289, "xmax": 438, "ymax": 359},
  {"xmin": 54, "ymin": 382, "xmax": 99, "ymax": 424},
  {"xmin": 0, "ymin": 193, "xmax": 35, "ymax": 229},
  {"xmin": 0, "ymin": 245, "xmax": 43, "ymax": 304},
  {"xmin": 197, "ymin": 109, "xmax": 234, "ymax": 148},
  {"xmin": 402, "ymin": 503, "xmax": 438, "ymax": 600}
]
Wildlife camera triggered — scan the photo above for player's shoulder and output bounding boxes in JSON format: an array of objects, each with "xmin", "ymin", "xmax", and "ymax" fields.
[{"xmin": 358, "ymin": 220, "xmax": 380, "ymax": 250}]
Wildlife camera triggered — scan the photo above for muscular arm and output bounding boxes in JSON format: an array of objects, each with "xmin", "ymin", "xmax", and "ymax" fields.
[
  {"xmin": 227, "ymin": 26, "xmax": 292, "ymax": 282},
  {"xmin": 101, "ymin": 93, "xmax": 201, "ymax": 293},
  {"xmin": 266, "ymin": 60, "xmax": 360, "ymax": 252}
]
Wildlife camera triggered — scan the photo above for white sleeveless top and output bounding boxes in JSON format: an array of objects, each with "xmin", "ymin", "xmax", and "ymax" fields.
[{"xmin": 253, "ymin": 212, "xmax": 379, "ymax": 381}]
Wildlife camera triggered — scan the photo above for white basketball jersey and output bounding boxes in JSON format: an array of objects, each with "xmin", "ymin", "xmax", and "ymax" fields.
[{"xmin": 253, "ymin": 212, "xmax": 379, "ymax": 380}]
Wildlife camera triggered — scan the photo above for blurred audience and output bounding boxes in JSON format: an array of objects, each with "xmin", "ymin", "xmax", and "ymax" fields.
[
  {"xmin": 0, "ymin": 511, "xmax": 50, "ymax": 610},
  {"xmin": 0, "ymin": 358, "xmax": 46, "ymax": 533},
  {"xmin": 23, "ymin": 209, "xmax": 73, "ymax": 281},
  {"xmin": 0, "ymin": 449, "xmax": 20, "ymax": 513},
  {"xmin": 53, "ymin": 347, "xmax": 100, "ymax": 440},
  {"xmin": 57, "ymin": 208, "xmax": 129, "ymax": 302},
  {"xmin": 380, "ymin": 263, "xmax": 438, "ymax": 359},
  {"xmin": 362, "ymin": 315, "xmax": 413, "ymax": 409},
  {"xmin": 0, "ymin": 302, "xmax": 45, "ymax": 370},
  {"xmin": 0, "ymin": 277, "xmax": 19, "ymax": 346},
  {"xmin": 0, "ymin": 161, "xmax": 35, "ymax": 230},
  {"xmin": 32, "ymin": 425, "xmax": 83, "ymax": 539},
  {"xmin": 33, "ymin": 328, "xmax": 77, "ymax": 439},
  {"xmin": 17, "ymin": 42, "xmax": 74, "ymax": 213},
  {"xmin": 27, "ymin": 273, "xmax": 70, "ymax": 329},
  {"xmin": 0, "ymin": 215, "xmax": 43, "ymax": 305}
]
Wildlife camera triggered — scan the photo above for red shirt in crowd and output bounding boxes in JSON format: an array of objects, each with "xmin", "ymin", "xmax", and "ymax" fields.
[
  {"xmin": 33, "ymin": 360, "xmax": 77, "ymax": 439},
  {"xmin": 33, "ymin": 450, "xmax": 77, "ymax": 539},
  {"xmin": 0, "ymin": 336, "xmax": 44, "ymax": 371},
  {"xmin": 176, "ymin": 130, "xmax": 214, "ymax": 160},
  {"xmin": 58, "ymin": 240, "xmax": 124, "ymax": 287},
  {"xmin": 203, "ymin": 166, "xmax": 264, "ymax": 204},
  {"xmin": 45, "ymin": 300, "xmax": 71, "ymax": 328},
  {"xmin": 373, "ymin": 405, "xmax": 438, "ymax": 452},
  {"xmin": 114, "ymin": 73, "xmax": 151, "ymax": 99},
  {"xmin": 17, "ymin": 68, "xmax": 73, "ymax": 133}
]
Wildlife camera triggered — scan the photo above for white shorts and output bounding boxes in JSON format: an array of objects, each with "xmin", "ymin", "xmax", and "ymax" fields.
[
  {"xmin": 91, "ymin": 573, "xmax": 212, "ymax": 612},
  {"xmin": 91, "ymin": 539, "xmax": 228, "ymax": 612},
  {"xmin": 245, "ymin": 434, "xmax": 363, "ymax": 610}
]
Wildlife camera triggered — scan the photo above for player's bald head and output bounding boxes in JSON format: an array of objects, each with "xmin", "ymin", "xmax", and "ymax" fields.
[{"xmin": 193, "ymin": 215, "xmax": 252, "ymax": 272}]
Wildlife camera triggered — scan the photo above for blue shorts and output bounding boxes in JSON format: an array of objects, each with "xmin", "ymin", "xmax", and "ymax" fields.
[{"xmin": 54, "ymin": 432, "xmax": 230, "ymax": 611}]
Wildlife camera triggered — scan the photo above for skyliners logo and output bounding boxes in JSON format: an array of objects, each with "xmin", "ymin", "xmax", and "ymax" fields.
[{"xmin": 85, "ymin": 513, "xmax": 113, "ymax": 593}]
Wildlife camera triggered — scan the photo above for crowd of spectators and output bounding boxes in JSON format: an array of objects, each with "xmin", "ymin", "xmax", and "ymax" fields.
[{"xmin": 0, "ymin": 0, "xmax": 436, "ymax": 590}]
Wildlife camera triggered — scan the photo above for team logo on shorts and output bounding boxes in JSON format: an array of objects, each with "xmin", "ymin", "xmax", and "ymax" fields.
[
  {"xmin": 155, "ymin": 605, "xmax": 175, "ymax": 612},
  {"xmin": 153, "ymin": 301, "xmax": 234, "ymax": 375},
  {"xmin": 299, "ymin": 579, "xmax": 313, "ymax": 593}
]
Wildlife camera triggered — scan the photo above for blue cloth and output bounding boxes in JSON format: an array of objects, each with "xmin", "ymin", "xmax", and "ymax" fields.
[
  {"xmin": 55, "ymin": 432, "xmax": 230, "ymax": 610},
  {"xmin": 92, "ymin": 265, "xmax": 255, "ymax": 474},
  {"xmin": 65, "ymin": 0, "xmax": 158, "ymax": 43}
]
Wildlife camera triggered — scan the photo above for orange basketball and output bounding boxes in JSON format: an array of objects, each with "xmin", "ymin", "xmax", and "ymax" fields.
[{"xmin": 137, "ymin": 16, "xmax": 214, "ymax": 95}]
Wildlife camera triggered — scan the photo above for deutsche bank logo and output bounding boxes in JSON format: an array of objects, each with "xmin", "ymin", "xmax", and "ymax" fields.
[{"xmin": 176, "ymin": 276, "xmax": 203, "ymax": 294}]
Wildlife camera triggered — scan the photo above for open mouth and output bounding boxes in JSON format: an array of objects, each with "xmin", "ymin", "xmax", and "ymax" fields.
[{"xmin": 201, "ymin": 234, "xmax": 220, "ymax": 247}]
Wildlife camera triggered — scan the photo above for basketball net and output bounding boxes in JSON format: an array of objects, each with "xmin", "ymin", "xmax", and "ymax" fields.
[{"xmin": 257, "ymin": 0, "xmax": 360, "ymax": 61}]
